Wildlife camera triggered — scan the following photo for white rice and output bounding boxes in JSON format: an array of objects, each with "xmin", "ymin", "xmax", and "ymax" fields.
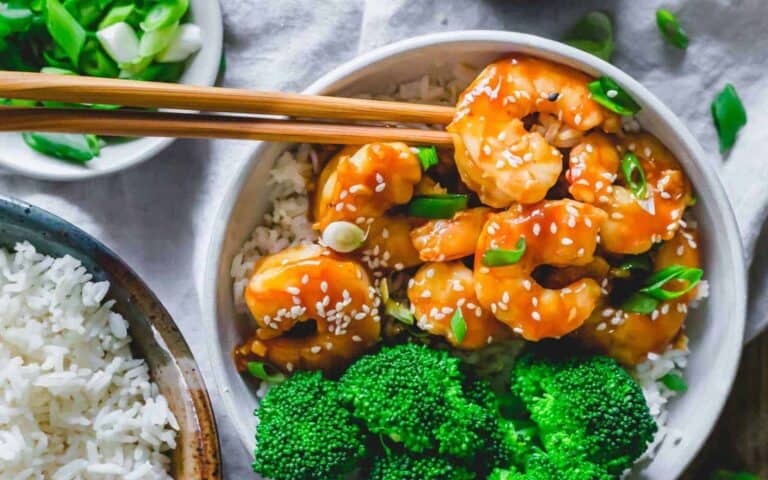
[
  {"xmin": 0, "ymin": 242, "xmax": 178, "ymax": 480},
  {"xmin": 231, "ymin": 69, "xmax": 709, "ymax": 471}
]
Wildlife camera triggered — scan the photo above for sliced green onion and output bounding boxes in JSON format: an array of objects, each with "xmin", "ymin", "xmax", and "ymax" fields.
[
  {"xmin": 415, "ymin": 146, "xmax": 438, "ymax": 171},
  {"xmin": 97, "ymin": 22, "xmax": 140, "ymax": 65},
  {"xmin": 246, "ymin": 361, "xmax": 286, "ymax": 384},
  {"xmin": 656, "ymin": 9, "xmax": 689, "ymax": 49},
  {"xmin": 41, "ymin": 66, "xmax": 75, "ymax": 75},
  {"xmin": 322, "ymin": 221, "xmax": 366, "ymax": 253},
  {"xmin": 712, "ymin": 84, "xmax": 747, "ymax": 152},
  {"xmin": 660, "ymin": 372, "xmax": 688, "ymax": 392},
  {"xmin": 450, "ymin": 308, "xmax": 466, "ymax": 344},
  {"xmin": 156, "ymin": 23, "xmax": 201, "ymax": 63},
  {"xmin": 621, "ymin": 292, "xmax": 659, "ymax": 314},
  {"xmin": 482, "ymin": 238, "xmax": 526, "ymax": 267},
  {"xmin": 124, "ymin": 61, "xmax": 185, "ymax": 82},
  {"xmin": 45, "ymin": 0, "xmax": 86, "ymax": 66},
  {"xmin": 408, "ymin": 194, "xmax": 467, "ymax": 219},
  {"xmin": 140, "ymin": 0, "xmax": 189, "ymax": 32},
  {"xmin": 1, "ymin": 97, "xmax": 37, "ymax": 106},
  {"xmin": 0, "ymin": 6, "xmax": 35, "ymax": 37},
  {"xmin": 385, "ymin": 299, "xmax": 414, "ymax": 326},
  {"xmin": 563, "ymin": 11, "xmax": 615, "ymax": 62},
  {"xmin": 22, "ymin": 132, "xmax": 100, "ymax": 163},
  {"xmin": 79, "ymin": 39, "xmax": 119, "ymax": 77},
  {"xmin": 588, "ymin": 76, "xmax": 642, "ymax": 116},
  {"xmin": 98, "ymin": 4, "xmax": 135, "ymax": 30},
  {"xmin": 138, "ymin": 21, "xmax": 178, "ymax": 58},
  {"xmin": 639, "ymin": 264, "xmax": 703, "ymax": 300},
  {"xmin": 62, "ymin": 0, "xmax": 103, "ymax": 28},
  {"xmin": 621, "ymin": 152, "xmax": 648, "ymax": 199}
]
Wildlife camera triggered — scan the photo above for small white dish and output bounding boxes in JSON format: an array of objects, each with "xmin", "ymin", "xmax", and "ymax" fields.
[
  {"xmin": 0, "ymin": 0, "xmax": 223, "ymax": 181},
  {"xmin": 202, "ymin": 31, "xmax": 747, "ymax": 479}
]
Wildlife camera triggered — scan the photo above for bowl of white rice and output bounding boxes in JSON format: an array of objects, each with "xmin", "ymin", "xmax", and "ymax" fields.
[
  {"xmin": 202, "ymin": 31, "xmax": 746, "ymax": 479},
  {"xmin": 0, "ymin": 195, "xmax": 220, "ymax": 479}
]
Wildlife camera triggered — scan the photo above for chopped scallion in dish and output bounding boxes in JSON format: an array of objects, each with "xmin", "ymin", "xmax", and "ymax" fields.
[
  {"xmin": 588, "ymin": 76, "xmax": 642, "ymax": 115},
  {"xmin": 482, "ymin": 238, "xmax": 526, "ymax": 267},
  {"xmin": 621, "ymin": 152, "xmax": 648, "ymax": 199},
  {"xmin": 408, "ymin": 194, "xmax": 468, "ymax": 219}
]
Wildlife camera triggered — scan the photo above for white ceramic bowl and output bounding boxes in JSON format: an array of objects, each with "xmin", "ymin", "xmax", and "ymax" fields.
[
  {"xmin": 0, "ymin": 0, "xmax": 223, "ymax": 181},
  {"xmin": 203, "ymin": 31, "xmax": 747, "ymax": 479}
]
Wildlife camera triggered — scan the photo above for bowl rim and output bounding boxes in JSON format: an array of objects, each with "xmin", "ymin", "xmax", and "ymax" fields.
[
  {"xmin": 0, "ymin": 193, "xmax": 222, "ymax": 479},
  {"xmin": 0, "ymin": 0, "xmax": 224, "ymax": 181},
  {"xmin": 202, "ymin": 30, "xmax": 747, "ymax": 478}
]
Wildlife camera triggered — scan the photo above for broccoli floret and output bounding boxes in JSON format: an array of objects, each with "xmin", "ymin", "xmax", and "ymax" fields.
[
  {"xmin": 252, "ymin": 371, "xmax": 367, "ymax": 480},
  {"xmin": 339, "ymin": 343, "xmax": 477, "ymax": 455},
  {"xmin": 370, "ymin": 451, "xmax": 475, "ymax": 480},
  {"xmin": 510, "ymin": 352, "xmax": 657, "ymax": 477}
]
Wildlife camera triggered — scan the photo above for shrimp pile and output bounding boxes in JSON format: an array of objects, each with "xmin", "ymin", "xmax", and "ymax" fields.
[{"xmin": 234, "ymin": 56, "xmax": 705, "ymax": 375}]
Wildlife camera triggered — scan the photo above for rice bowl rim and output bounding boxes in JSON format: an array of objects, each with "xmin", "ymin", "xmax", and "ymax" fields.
[
  {"xmin": 202, "ymin": 31, "xmax": 746, "ymax": 479},
  {"xmin": 0, "ymin": 194, "xmax": 222, "ymax": 479}
]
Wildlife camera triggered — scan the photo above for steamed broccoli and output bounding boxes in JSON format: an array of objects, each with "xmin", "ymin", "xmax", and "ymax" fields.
[
  {"xmin": 339, "ymin": 343, "xmax": 488, "ymax": 457},
  {"xmin": 252, "ymin": 371, "xmax": 368, "ymax": 480},
  {"xmin": 510, "ymin": 352, "xmax": 657, "ymax": 477},
  {"xmin": 369, "ymin": 451, "xmax": 476, "ymax": 480}
]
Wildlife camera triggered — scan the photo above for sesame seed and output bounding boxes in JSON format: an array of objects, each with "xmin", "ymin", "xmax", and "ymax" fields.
[
  {"xmin": 502, "ymin": 291, "xmax": 510, "ymax": 303},
  {"xmin": 533, "ymin": 223, "xmax": 541, "ymax": 236},
  {"xmin": 596, "ymin": 322, "xmax": 607, "ymax": 330},
  {"xmin": 321, "ymin": 281, "xmax": 328, "ymax": 293},
  {"xmin": 339, "ymin": 190, "xmax": 348, "ymax": 199},
  {"xmin": 375, "ymin": 183, "xmax": 387, "ymax": 193},
  {"xmin": 394, "ymin": 263, "xmax": 405, "ymax": 271},
  {"xmin": 375, "ymin": 173, "xmax": 384, "ymax": 183},
  {"xmin": 574, "ymin": 114, "xmax": 582, "ymax": 125},
  {"xmin": 301, "ymin": 274, "xmax": 310, "ymax": 285},
  {"xmin": 310, "ymin": 346, "xmax": 322, "ymax": 354},
  {"xmin": 585, "ymin": 217, "xmax": 593, "ymax": 228},
  {"xmin": 676, "ymin": 245, "xmax": 685, "ymax": 256},
  {"xmin": 531, "ymin": 311, "xmax": 541, "ymax": 321},
  {"xmin": 561, "ymin": 237, "xmax": 574, "ymax": 246},
  {"xmin": 352, "ymin": 335, "xmax": 362, "ymax": 342},
  {"xmin": 577, "ymin": 248, "xmax": 585, "ymax": 256},
  {"xmin": 522, "ymin": 280, "xmax": 532, "ymax": 290},
  {"xmin": 421, "ymin": 290, "xmax": 432, "ymax": 298},
  {"xmin": 611, "ymin": 212, "xmax": 624, "ymax": 220},
  {"xmin": 606, "ymin": 89, "xmax": 618, "ymax": 98},
  {"xmin": 550, "ymin": 223, "xmax": 558, "ymax": 234},
  {"xmin": 335, "ymin": 202, "xmax": 345, "ymax": 212},
  {"xmin": 286, "ymin": 286, "xmax": 301, "ymax": 295}
]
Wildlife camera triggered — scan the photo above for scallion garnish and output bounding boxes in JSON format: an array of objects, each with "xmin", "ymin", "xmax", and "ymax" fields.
[
  {"xmin": 588, "ymin": 76, "xmax": 642, "ymax": 116},
  {"xmin": 450, "ymin": 308, "xmax": 467, "ymax": 344},
  {"xmin": 384, "ymin": 299, "xmax": 415, "ymax": 326},
  {"xmin": 621, "ymin": 292, "xmax": 659, "ymax": 314},
  {"xmin": 656, "ymin": 9, "xmax": 689, "ymax": 49},
  {"xmin": 408, "ymin": 194, "xmax": 468, "ymax": 219},
  {"xmin": 246, "ymin": 361, "xmax": 286, "ymax": 384},
  {"xmin": 660, "ymin": 372, "xmax": 688, "ymax": 392},
  {"xmin": 639, "ymin": 264, "xmax": 703, "ymax": 300},
  {"xmin": 482, "ymin": 238, "xmax": 526, "ymax": 267},
  {"xmin": 415, "ymin": 146, "xmax": 439, "ymax": 171},
  {"xmin": 563, "ymin": 11, "xmax": 615, "ymax": 62},
  {"xmin": 712, "ymin": 84, "xmax": 747, "ymax": 152},
  {"xmin": 621, "ymin": 152, "xmax": 648, "ymax": 199},
  {"xmin": 618, "ymin": 255, "xmax": 652, "ymax": 273}
]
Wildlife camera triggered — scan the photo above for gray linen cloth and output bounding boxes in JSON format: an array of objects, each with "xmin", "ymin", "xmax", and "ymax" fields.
[{"xmin": 0, "ymin": 0, "xmax": 765, "ymax": 476}]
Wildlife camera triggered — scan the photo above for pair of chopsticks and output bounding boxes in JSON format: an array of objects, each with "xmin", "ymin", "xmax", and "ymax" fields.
[{"xmin": 0, "ymin": 71, "xmax": 455, "ymax": 146}]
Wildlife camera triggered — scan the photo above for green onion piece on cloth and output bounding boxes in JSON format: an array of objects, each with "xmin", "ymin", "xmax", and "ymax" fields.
[
  {"xmin": 408, "ymin": 194, "xmax": 468, "ymax": 219},
  {"xmin": 563, "ymin": 11, "xmax": 615, "ymax": 61},
  {"xmin": 482, "ymin": 238, "xmax": 526, "ymax": 267},
  {"xmin": 588, "ymin": 76, "xmax": 642, "ymax": 115},
  {"xmin": 712, "ymin": 84, "xmax": 747, "ymax": 152},
  {"xmin": 621, "ymin": 152, "xmax": 648, "ymax": 199},
  {"xmin": 656, "ymin": 9, "xmax": 689, "ymax": 49}
]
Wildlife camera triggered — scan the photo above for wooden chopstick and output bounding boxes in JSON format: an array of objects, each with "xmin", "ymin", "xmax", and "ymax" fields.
[
  {"xmin": 0, "ymin": 107, "xmax": 454, "ymax": 146},
  {"xmin": 0, "ymin": 71, "xmax": 456, "ymax": 125}
]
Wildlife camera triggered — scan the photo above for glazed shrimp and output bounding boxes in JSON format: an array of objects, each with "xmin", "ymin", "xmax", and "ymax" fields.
[
  {"xmin": 235, "ymin": 244, "xmax": 380, "ymax": 372},
  {"xmin": 410, "ymin": 207, "xmax": 492, "ymax": 262},
  {"xmin": 577, "ymin": 228, "xmax": 701, "ymax": 365},
  {"xmin": 359, "ymin": 216, "xmax": 422, "ymax": 273},
  {"xmin": 314, "ymin": 143, "xmax": 422, "ymax": 231},
  {"xmin": 408, "ymin": 262, "xmax": 510, "ymax": 349},
  {"xmin": 474, "ymin": 199, "xmax": 608, "ymax": 341},
  {"xmin": 447, "ymin": 56, "xmax": 618, "ymax": 207},
  {"xmin": 567, "ymin": 132, "xmax": 693, "ymax": 254}
]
